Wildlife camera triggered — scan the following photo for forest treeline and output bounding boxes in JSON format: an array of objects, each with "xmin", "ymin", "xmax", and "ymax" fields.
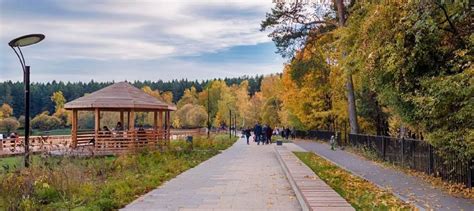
[
  {"xmin": 0, "ymin": 0, "xmax": 472, "ymax": 161},
  {"xmin": 0, "ymin": 76, "xmax": 263, "ymax": 118}
]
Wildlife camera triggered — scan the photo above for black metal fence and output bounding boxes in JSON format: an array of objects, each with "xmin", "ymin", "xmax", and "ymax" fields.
[
  {"xmin": 294, "ymin": 130, "xmax": 473, "ymax": 188},
  {"xmin": 348, "ymin": 134, "xmax": 473, "ymax": 188},
  {"xmin": 294, "ymin": 130, "xmax": 339, "ymax": 141}
]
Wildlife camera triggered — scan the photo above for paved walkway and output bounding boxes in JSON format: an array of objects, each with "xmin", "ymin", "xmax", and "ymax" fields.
[
  {"xmin": 294, "ymin": 140, "xmax": 474, "ymax": 210},
  {"xmin": 123, "ymin": 138, "xmax": 301, "ymax": 211}
]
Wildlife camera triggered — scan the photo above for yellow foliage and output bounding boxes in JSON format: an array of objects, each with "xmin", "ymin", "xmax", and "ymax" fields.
[{"xmin": 0, "ymin": 103, "xmax": 13, "ymax": 119}]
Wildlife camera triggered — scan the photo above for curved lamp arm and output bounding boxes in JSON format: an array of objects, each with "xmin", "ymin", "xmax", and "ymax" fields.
[{"xmin": 10, "ymin": 46, "xmax": 26, "ymax": 72}]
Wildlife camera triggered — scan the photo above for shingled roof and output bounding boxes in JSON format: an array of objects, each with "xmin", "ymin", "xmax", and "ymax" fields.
[{"xmin": 64, "ymin": 82, "xmax": 176, "ymax": 110}]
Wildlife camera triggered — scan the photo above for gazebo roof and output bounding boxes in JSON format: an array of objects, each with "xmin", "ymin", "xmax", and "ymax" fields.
[{"xmin": 64, "ymin": 82, "xmax": 176, "ymax": 110}]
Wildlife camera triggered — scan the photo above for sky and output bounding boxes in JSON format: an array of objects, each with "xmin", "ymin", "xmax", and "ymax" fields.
[{"xmin": 0, "ymin": 0, "xmax": 285, "ymax": 82}]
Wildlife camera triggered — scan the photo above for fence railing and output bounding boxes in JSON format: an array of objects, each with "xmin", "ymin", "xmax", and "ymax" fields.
[
  {"xmin": 0, "ymin": 128, "xmax": 207, "ymax": 155},
  {"xmin": 349, "ymin": 134, "xmax": 473, "ymax": 188},
  {"xmin": 294, "ymin": 130, "xmax": 473, "ymax": 188}
]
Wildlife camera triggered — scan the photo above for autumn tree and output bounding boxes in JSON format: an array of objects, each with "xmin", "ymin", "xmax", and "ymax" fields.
[
  {"xmin": 234, "ymin": 81, "xmax": 253, "ymax": 128},
  {"xmin": 140, "ymin": 86, "xmax": 175, "ymax": 126},
  {"xmin": 0, "ymin": 103, "xmax": 13, "ymax": 119},
  {"xmin": 174, "ymin": 87, "xmax": 208, "ymax": 128},
  {"xmin": 174, "ymin": 104, "xmax": 208, "ymax": 128},
  {"xmin": 51, "ymin": 91, "xmax": 69, "ymax": 126},
  {"xmin": 261, "ymin": 0, "xmax": 360, "ymax": 133},
  {"xmin": 342, "ymin": 1, "xmax": 473, "ymax": 159}
]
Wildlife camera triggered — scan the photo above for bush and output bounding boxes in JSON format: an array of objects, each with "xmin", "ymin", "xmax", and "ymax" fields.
[
  {"xmin": 31, "ymin": 112, "xmax": 62, "ymax": 131},
  {"xmin": 0, "ymin": 117, "xmax": 20, "ymax": 134}
]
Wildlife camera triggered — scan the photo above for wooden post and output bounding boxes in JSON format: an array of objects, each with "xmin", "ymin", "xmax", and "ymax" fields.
[
  {"xmin": 153, "ymin": 111, "xmax": 158, "ymax": 130},
  {"xmin": 129, "ymin": 110, "xmax": 135, "ymax": 148},
  {"xmin": 158, "ymin": 111, "xmax": 162, "ymax": 138},
  {"xmin": 72, "ymin": 109, "xmax": 78, "ymax": 148},
  {"xmin": 129, "ymin": 110, "xmax": 135, "ymax": 130},
  {"xmin": 127, "ymin": 111, "xmax": 130, "ymax": 130},
  {"xmin": 120, "ymin": 111, "xmax": 124, "ymax": 127},
  {"xmin": 165, "ymin": 111, "xmax": 170, "ymax": 144},
  {"xmin": 95, "ymin": 108, "xmax": 100, "ymax": 141},
  {"xmin": 153, "ymin": 111, "xmax": 158, "ymax": 143}
]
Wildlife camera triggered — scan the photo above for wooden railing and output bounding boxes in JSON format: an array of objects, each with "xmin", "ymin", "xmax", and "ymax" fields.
[
  {"xmin": 0, "ymin": 128, "xmax": 206, "ymax": 155},
  {"xmin": 170, "ymin": 128, "xmax": 206, "ymax": 140},
  {"xmin": 91, "ymin": 130, "xmax": 168, "ymax": 151},
  {"xmin": 1, "ymin": 135, "xmax": 72, "ymax": 155}
]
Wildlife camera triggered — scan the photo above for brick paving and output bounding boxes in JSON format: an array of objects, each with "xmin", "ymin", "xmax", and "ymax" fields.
[{"xmin": 122, "ymin": 138, "xmax": 302, "ymax": 211}]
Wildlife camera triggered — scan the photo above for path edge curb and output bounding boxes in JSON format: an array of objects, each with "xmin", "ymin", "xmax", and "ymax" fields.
[{"xmin": 275, "ymin": 145, "xmax": 311, "ymax": 211}]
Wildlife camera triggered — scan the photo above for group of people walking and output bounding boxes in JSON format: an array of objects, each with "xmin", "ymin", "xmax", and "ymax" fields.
[{"xmin": 242, "ymin": 123, "xmax": 293, "ymax": 145}]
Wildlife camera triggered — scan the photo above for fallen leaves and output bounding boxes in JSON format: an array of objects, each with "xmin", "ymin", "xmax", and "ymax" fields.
[{"xmin": 294, "ymin": 152, "xmax": 416, "ymax": 210}]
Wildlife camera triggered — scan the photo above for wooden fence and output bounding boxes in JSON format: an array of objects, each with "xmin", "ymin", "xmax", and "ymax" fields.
[{"xmin": 0, "ymin": 128, "xmax": 206, "ymax": 155}]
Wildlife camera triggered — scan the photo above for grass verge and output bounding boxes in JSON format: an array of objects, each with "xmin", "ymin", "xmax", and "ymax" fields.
[
  {"xmin": 294, "ymin": 152, "xmax": 414, "ymax": 210},
  {"xmin": 0, "ymin": 134, "xmax": 237, "ymax": 210}
]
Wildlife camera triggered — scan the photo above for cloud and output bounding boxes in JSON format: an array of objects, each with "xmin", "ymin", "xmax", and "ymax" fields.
[
  {"xmin": 0, "ymin": 0, "xmax": 283, "ymax": 82},
  {"xmin": 0, "ymin": 0, "xmax": 273, "ymax": 60}
]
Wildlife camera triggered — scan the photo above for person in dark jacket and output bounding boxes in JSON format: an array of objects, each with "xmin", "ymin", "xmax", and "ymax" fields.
[
  {"xmin": 285, "ymin": 127, "xmax": 291, "ymax": 140},
  {"xmin": 266, "ymin": 126, "xmax": 273, "ymax": 144},
  {"xmin": 254, "ymin": 123, "xmax": 262, "ymax": 145},
  {"xmin": 262, "ymin": 125, "xmax": 268, "ymax": 144},
  {"xmin": 244, "ymin": 128, "xmax": 251, "ymax": 145}
]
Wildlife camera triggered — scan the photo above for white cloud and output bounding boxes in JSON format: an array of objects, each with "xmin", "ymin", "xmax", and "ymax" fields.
[
  {"xmin": 0, "ymin": 0, "xmax": 274, "ymax": 60},
  {"xmin": 0, "ymin": 0, "xmax": 284, "ymax": 82}
]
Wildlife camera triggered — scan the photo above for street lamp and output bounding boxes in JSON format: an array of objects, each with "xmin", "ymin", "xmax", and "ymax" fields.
[
  {"xmin": 229, "ymin": 109, "xmax": 232, "ymax": 139},
  {"xmin": 8, "ymin": 34, "xmax": 45, "ymax": 168},
  {"xmin": 207, "ymin": 85, "xmax": 211, "ymax": 138}
]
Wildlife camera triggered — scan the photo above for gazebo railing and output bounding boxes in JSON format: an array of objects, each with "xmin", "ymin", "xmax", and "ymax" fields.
[
  {"xmin": 93, "ymin": 130, "xmax": 167, "ymax": 151},
  {"xmin": 1, "ymin": 129, "xmax": 208, "ymax": 155}
]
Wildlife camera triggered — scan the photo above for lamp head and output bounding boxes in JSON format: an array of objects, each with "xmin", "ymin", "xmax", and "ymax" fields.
[{"xmin": 8, "ymin": 34, "xmax": 45, "ymax": 47}]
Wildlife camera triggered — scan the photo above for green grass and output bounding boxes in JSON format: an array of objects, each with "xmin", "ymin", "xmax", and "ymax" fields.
[
  {"xmin": 0, "ymin": 134, "xmax": 237, "ymax": 210},
  {"xmin": 2, "ymin": 128, "xmax": 72, "ymax": 136},
  {"xmin": 294, "ymin": 152, "xmax": 414, "ymax": 210},
  {"xmin": 0, "ymin": 156, "xmax": 23, "ymax": 171}
]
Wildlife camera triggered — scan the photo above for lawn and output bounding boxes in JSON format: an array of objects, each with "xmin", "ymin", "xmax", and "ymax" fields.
[
  {"xmin": 294, "ymin": 152, "xmax": 414, "ymax": 210},
  {"xmin": 0, "ymin": 156, "xmax": 23, "ymax": 170},
  {"xmin": 14, "ymin": 128, "xmax": 72, "ymax": 136},
  {"xmin": 0, "ymin": 134, "xmax": 237, "ymax": 210}
]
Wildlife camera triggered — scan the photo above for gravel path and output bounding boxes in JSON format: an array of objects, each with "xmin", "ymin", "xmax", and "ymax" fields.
[
  {"xmin": 122, "ymin": 138, "xmax": 301, "ymax": 211},
  {"xmin": 294, "ymin": 140, "xmax": 474, "ymax": 210}
]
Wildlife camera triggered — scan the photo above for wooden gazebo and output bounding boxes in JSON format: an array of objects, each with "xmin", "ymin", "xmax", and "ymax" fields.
[{"xmin": 64, "ymin": 82, "xmax": 176, "ymax": 151}]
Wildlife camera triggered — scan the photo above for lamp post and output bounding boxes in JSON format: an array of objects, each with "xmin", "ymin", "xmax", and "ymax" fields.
[
  {"xmin": 233, "ymin": 113, "xmax": 237, "ymax": 136},
  {"xmin": 207, "ymin": 85, "xmax": 211, "ymax": 138},
  {"xmin": 8, "ymin": 34, "xmax": 45, "ymax": 168},
  {"xmin": 229, "ymin": 109, "xmax": 232, "ymax": 139}
]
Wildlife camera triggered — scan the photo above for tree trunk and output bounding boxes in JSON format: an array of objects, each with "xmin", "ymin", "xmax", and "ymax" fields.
[
  {"xmin": 346, "ymin": 74, "xmax": 359, "ymax": 134},
  {"xmin": 336, "ymin": 0, "xmax": 359, "ymax": 134},
  {"xmin": 335, "ymin": 0, "xmax": 345, "ymax": 25}
]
